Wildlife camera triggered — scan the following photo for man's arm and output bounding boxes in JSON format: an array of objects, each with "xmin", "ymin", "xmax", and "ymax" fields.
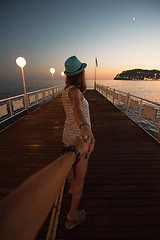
[{"xmin": 0, "ymin": 136, "xmax": 90, "ymax": 240}]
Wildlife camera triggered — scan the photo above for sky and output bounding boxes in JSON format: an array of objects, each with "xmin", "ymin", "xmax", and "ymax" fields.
[{"xmin": 0, "ymin": 0, "xmax": 160, "ymax": 90}]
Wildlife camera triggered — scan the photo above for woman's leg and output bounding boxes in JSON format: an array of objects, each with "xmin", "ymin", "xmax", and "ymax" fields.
[
  {"xmin": 67, "ymin": 168, "xmax": 74, "ymax": 193},
  {"xmin": 64, "ymin": 144, "xmax": 74, "ymax": 193},
  {"xmin": 67, "ymin": 153, "xmax": 90, "ymax": 220}
]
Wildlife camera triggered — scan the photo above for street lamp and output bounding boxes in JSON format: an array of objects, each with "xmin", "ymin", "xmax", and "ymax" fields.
[
  {"xmin": 94, "ymin": 57, "xmax": 98, "ymax": 89},
  {"xmin": 61, "ymin": 71, "xmax": 65, "ymax": 77},
  {"xmin": 16, "ymin": 57, "xmax": 29, "ymax": 112},
  {"xmin": 50, "ymin": 68, "xmax": 55, "ymax": 88},
  {"xmin": 50, "ymin": 68, "xmax": 55, "ymax": 97},
  {"xmin": 61, "ymin": 71, "xmax": 65, "ymax": 81}
]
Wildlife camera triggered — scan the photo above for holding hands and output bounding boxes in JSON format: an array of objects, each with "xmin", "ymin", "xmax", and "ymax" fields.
[{"xmin": 79, "ymin": 123, "xmax": 95, "ymax": 154}]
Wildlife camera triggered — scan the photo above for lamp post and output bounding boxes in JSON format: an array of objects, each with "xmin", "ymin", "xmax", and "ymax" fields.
[
  {"xmin": 16, "ymin": 57, "xmax": 29, "ymax": 112},
  {"xmin": 50, "ymin": 68, "xmax": 55, "ymax": 96},
  {"xmin": 94, "ymin": 57, "xmax": 98, "ymax": 90},
  {"xmin": 50, "ymin": 68, "xmax": 55, "ymax": 88}
]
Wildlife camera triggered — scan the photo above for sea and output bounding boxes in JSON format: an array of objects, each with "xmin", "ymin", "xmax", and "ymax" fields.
[
  {"xmin": 0, "ymin": 79, "xmax": 160, "ymax": 138},
  {"xmin": 87, "ymin": 80, "xmax": 160, "ymax": 104},
  {"xmin": 0, "ymin": 79, "xmax": 160, "ymax": 104}
]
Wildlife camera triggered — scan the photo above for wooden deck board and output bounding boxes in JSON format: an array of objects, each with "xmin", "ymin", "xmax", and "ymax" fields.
[
  {"xmin": 0, "ymin": 90, "xmax": 160, "ymax": 239},
  {"xmin": 0, "ymin": 96, "xmax": 65, "ymax": 239},
  {"xmin": 56, "ymin": 90, "xmax": 160, "ymax": 240}
]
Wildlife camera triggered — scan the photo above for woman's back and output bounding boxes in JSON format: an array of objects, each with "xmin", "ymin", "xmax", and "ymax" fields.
[{"xmin": 62, "ymin": 86, "xmax": 90, "ymax": 145}]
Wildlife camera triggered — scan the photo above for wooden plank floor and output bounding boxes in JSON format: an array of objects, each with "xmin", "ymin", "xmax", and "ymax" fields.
[
  {"xmin": 0, "ymin": 90, "xmax": 160, "ymax": 239},
  {"xmin": 56, "ymin": 90, "xmax": 160, "ymax": 240},
  {"xmin": 0, "ymin": 95, "xmax": 65, "ymax": 240}
]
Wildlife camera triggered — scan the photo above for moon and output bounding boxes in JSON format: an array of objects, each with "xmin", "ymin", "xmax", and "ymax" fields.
[{"xmin": 133, "ymin": 17, "xmax": 136, "ymax": 21}]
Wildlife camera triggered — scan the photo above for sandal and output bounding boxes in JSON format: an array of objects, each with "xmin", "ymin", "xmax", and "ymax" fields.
[{"xmin": 65, "ymin": 210, "xmax": 86, "ymax": 229}]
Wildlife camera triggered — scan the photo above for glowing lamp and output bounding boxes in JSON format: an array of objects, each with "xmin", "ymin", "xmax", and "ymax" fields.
[
  {"xmin": 16, "ymin": 57, "xmax": 26, "ymax": 68},
  {"xmin": 61, "ymin": 72, "xmax": 65, "ymax": 76},
  {"xmin": 50, "ymin": 68, "xmax": 55, "ymax": 91},
  {"xmin": 50, "ymin": 68, "xmax": 55, "ymax": 74}
]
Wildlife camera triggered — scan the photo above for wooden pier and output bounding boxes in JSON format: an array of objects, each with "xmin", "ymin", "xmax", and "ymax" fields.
[{"xmin": 0, "ymin": 90, "xmax": 160, "ymax": 239}]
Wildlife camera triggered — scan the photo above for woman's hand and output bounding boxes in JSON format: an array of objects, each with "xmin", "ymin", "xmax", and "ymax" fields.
[
  {"xmin": 72, "ymin": 136, "xmax": 91, "ymax": 156},
  {"xmin": 80, "ymin": 125, "xmax": 95, "ymax": 153},
  {"xmin": 88, "ymin": 136, "xmax": 95, "ymax": 153}
]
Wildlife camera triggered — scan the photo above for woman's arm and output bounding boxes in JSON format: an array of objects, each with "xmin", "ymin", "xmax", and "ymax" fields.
[
  {"xmin": 69, "ymin": 88, "xmax": 87, "ymax": 126},
  {"xmin": 69, "ymin": 88, "xmax": 95, "ymax": 153}
]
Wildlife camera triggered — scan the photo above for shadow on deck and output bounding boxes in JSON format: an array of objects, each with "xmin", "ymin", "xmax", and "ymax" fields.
[{"xmin": 0, "ymin": 90, "xmax": 160, "ymax": 239}]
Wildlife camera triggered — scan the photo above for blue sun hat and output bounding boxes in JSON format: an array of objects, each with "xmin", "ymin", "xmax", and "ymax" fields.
[{"xmin": 64, "ymin": 56, "xmax": 87, "ymax": 76}]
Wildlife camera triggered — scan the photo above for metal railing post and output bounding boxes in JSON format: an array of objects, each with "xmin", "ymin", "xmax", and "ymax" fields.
[
  {"xmin": 118, "ymin": 93, "xmax": 120, "ymax": 104},
  {"xmin": 9, "ymin": 99, "xmax": 13, "ymax": 116},
  {"xmin": 53, "ymin": 86, "xmax": 54, "ymax": 98},
  {"xmin": 43, "ymin": 89, "xmax": 45, "ymax": 104},
  {"xmin": 126, "ymin": 93, "xmax": 130, "ymax": 115},
  {"xmin": 138, "ymin": 99, "xmax": 143, "ymax": 118},
  {"xmin": 106, "ymin": 87, "xmax": 108, "ymax": 99},
  {"xmin": 113, "ymin": 88, "xmax": 115, "ymax": 104}
]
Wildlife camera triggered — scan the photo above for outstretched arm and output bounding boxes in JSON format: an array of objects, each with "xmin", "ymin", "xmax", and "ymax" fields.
[{"xmin": 0, "ymin": 136, "xmax": 91, "ymax": 240}]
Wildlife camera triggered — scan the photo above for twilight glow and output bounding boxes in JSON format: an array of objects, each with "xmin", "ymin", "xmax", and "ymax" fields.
[{"xmin": 0, "ymin": 0, "xmax": 160, "ymax": 85}]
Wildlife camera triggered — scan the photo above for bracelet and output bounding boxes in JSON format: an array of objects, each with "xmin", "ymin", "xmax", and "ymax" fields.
[
  {"xmin": 60, "ymin": 145, "xmax": 81, "ymax": 166},
  {"xmin": 79, "ymin": 122, "xmax": 89, "ymax": 129}
]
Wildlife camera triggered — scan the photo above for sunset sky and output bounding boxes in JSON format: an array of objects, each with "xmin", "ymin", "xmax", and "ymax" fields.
[{"xmin": 0, "ymin": 0, "xmax": 160, "ymax": 87}]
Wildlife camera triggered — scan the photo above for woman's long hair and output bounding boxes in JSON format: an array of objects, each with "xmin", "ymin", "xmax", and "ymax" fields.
[{"xmin": 65, "ymin": 70, "xmax": 86, "ymax": 93}]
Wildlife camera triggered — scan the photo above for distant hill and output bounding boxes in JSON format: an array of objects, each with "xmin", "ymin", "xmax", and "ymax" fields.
[{"xmin": 114, "ymin": 69, "xmax": 160, "ymax": 80}]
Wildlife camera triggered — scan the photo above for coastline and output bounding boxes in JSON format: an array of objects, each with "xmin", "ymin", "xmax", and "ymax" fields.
[{"xmin": 1, "ymin": 79, "xmax": 160, "ymax": 104}]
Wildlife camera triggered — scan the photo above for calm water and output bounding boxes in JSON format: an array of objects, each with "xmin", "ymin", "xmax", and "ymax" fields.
[
  {"xmin": 0, "ymin": 79, "xmax": 65, "ymax": 100},
  {"xmin": 0, "ymin": 79, "xmax": 160, "ymax": 104},
  {"xmin": 87, "ymin": 80, "xmax": 160, "ymax": 104}
]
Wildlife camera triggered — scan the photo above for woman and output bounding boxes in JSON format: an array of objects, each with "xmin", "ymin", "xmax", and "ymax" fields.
[{"xmin": 62, "ymin": 56, "xmax": 95, "ymax": 229}]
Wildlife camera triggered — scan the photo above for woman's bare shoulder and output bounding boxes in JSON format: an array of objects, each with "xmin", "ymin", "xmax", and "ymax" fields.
[
  {"xmin": 69, "ymin": 87, "xmax": 80, "ymax": 93},
  {"xmin": 69, "ymin": 87, "xmax": 82, "ymax": 101}
]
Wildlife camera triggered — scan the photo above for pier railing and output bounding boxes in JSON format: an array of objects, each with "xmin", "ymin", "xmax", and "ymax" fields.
[
  {"xmin": 95, "ymin": 83, "xmax": 160, "ymax": 142},
  {"xmin": 0, "ymin": 85, "xmax": 64, "ymax": 125}
]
